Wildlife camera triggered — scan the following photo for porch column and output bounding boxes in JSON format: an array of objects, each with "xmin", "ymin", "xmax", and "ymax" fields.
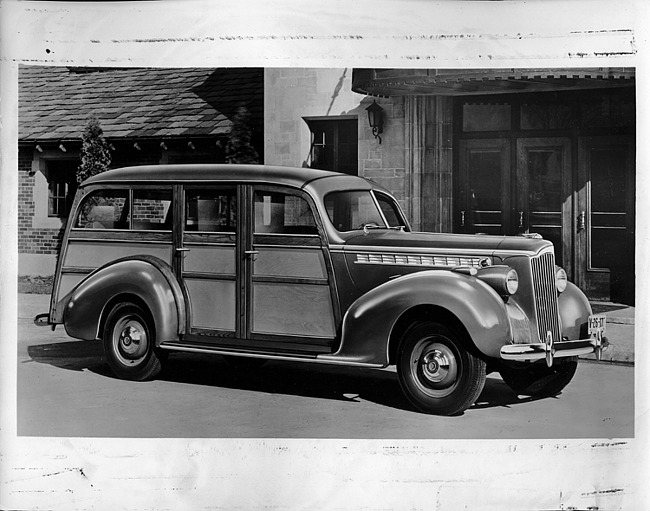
[
  {"xmin": 405, "ymin": 95, "xmax": 454, "ymax": 233},
  {"xmin": 422, "ymin": 96, "xmax": 454, "ymax": 233}
]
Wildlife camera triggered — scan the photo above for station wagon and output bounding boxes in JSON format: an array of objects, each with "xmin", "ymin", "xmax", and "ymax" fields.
[{"xmin": 36, "ymin": 164, "xmax": 607, "ymax": 415}]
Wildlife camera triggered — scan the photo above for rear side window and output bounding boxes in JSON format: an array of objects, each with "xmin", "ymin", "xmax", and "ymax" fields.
[
  {"xmin": 75, "ymin": 189, "xmax": 130, "ymax": 229},
  {"xmin": 132, "ymin": 189, "xmax": 172, "ymax": 231},
  {"xmin": 185, "ymin": 188, "xmax": 237, "ymax": 232},
  {"xmin": 254, "ymin": 191, "xmax": 317, "ymax": 235}
]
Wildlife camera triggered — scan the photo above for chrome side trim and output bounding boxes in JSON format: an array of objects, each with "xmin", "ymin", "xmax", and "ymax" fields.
[{"xmin": 353, "ymin": 252, "xmax": 488, "ymax": 268}]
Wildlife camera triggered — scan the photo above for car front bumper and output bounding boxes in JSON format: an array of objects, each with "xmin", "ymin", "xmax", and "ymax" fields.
[{"xmin": 500, "ymin": 333, "xmax": 609, "ymax": 367}]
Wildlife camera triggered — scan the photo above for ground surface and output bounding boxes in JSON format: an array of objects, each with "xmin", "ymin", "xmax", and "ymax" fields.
[{"xmin": 16, "ymin": 294, "xmax": 634, "ymax": 439}]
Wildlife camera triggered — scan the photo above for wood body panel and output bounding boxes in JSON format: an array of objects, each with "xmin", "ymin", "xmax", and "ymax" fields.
[
  {"xmin": 251, "ymin": 283, "xmax": 336, "ymax": 337},
  {"xmin": 64, "ymin": 241, "xmax": 172, "ymax": 268},
  {"xmin": 186, "ymin": 279, "xmax": 237, "ymax": 331}
]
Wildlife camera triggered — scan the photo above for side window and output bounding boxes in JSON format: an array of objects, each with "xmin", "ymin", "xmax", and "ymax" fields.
[
  {"xmin": 375, "ymin": 192, "xmax": 406, "ymax": 228},
  {"xmin": 132, "ymin": 189, "xmax": 172, "ymax": 231},
  {"xmin": 46, "ymin": 160, "xmax": 77, "ymax": 218},
  {"xmin": 75, "ymin": 189, "xmax": 129, "ymax": 229},
  {"xmin": 254, "ymin": 191, "xmax": 317, "ymax": 235},
  {"xmin": 185, "ymin": 188, "xmax": 237, "ymax": 232}
]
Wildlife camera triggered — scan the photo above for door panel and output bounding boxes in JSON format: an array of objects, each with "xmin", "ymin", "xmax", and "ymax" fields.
[
  {"xmin": 577, "ymin": 136, "xmax": 635, "ymax": 302},
  {"xmin": 181, "ymin": 186, "xmax": 239, "ymax": 337},
  {"xmin": 252, "ymin": 283, "xmax": 336, "ymax": 337},
  {"xmin": 517, "ymin": 138, "xmax": 572, "ymax": 272},
  {"xmin": 458, "ymin": 139, "xmax": 510, "ymax": 234},
  {"xmin": 247, "ymin": 187, "xmax": 337, "ymax": 347}
]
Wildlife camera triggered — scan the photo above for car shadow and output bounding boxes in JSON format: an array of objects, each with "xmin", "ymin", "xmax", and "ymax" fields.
[{"xmin": 27, "ymin": 340, "xmax": 548, "ymax": 414}]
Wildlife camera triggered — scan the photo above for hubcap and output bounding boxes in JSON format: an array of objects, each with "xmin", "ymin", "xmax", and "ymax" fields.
[
  {"xmin": 113, "ymin": 316, "xmax": 148, "ymax": 365},
  {"xmin": 411, "ymin": 338, "xmax": 460, "ymax": 397}
]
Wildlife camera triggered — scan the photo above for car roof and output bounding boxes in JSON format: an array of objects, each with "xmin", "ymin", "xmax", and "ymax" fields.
[{"xmin": 82, "ymin": 164, "xmax": 374, "ymax": 191}]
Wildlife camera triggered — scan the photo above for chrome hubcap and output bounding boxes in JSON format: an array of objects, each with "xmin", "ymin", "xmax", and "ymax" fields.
[
  {"xmin": 411, "ymin": 338, "xmax": 459, "ymax": 397},
  {"xmin": 113, "ymin": 317, "xmax": 148, "ymax": 364}
]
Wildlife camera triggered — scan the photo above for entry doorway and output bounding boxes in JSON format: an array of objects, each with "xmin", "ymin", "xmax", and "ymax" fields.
[
  {"xmin": 457, "ymin": 135, "xmax": 634, "ymax": 303},
  {"xmin": 458, "ymin": 137, "xmax": 571, "ymax": 267}
]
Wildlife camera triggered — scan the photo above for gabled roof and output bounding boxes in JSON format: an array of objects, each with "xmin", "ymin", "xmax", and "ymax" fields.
[{"xmin": 19, "ymin": 66, "xmax": 263, "ymax": 142}]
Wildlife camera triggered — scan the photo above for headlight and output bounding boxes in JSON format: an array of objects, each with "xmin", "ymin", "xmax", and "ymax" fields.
[
  {"xmin": 506, "ymin": 269, "xmax": 519, "ymax": 295},
  {"xmin": 555, "ymin": 266, "xmax": 568, "ymax": 293},
  {"xmin": 475, "ymin": 266, "xmax": 519, "ymax": 296}
]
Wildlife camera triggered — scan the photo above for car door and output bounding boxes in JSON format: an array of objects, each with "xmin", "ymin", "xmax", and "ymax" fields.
[
  {"xmin": 180, "ymin": 184, "xmax": 240, "ymax": 338},
  {"xmin": 244, "ymin": 185, "xmax": 338, "ymax": 354}
]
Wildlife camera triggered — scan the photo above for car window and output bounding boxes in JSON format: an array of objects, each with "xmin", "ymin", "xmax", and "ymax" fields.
[
  {"xmin": 254, "ymin": 191, "xmax": 317, "ymax": 235},
  {"xmin": 132, "ymin": 189, "xmax": 172, "ymax": 231},
  {"xmin": 185, "ymin": 188, "xmax": 237, "ymax": 232},
  {"xmin": 75, "ymin": 189, "xmax": 130, "ymax": 229},
  {"xmin": 375, "ymin": 192, "xmax": 406, "ymax": 228},
  {"xmin": 324, "ymin": 190, "xmax": 386, "ymax": 232}
]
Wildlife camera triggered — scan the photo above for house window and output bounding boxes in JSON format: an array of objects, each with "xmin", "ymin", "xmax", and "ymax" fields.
[
  {"xmin": 307, "ymin": 118, "xmax": 358, "ymax": 175},
  {"xmin": 47, "ymin": 160, "xmax": 78, "ymax": 218}
]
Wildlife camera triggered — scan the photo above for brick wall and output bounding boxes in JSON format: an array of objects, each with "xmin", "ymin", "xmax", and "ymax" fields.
[{"xmin": 18, "ymin": 146, "xmax": 65, "ymax": 256}]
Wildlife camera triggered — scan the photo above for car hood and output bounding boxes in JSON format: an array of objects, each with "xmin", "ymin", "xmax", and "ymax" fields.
[{"xmin": 341, "ymin": 229, "xmax": 552, "ymax": 256}]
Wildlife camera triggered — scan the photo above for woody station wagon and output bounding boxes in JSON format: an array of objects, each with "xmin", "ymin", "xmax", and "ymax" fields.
[{"xmin": 36, "ymin": 164, "xmax": 608, "ymax": 415}]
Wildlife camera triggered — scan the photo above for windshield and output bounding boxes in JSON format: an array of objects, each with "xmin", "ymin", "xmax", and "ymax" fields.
[{"xmin": 324, "ymin": 190, "xmax": 406, "ymax": 232}]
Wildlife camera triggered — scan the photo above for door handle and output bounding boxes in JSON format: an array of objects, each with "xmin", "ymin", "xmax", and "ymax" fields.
[
  {"xmin": 175, "ymin": 247, "xmax": 190, "ymax": 255},
  {"xmin": 577, "ymin": 211, "xmax": 586, "ymax": 232},
  {"xmin": 518, "ymin": 211, "xmax": 524, "ymax": 229},
  {"xmin": 460, "ymin": 210, "xmax": 465, "ymax": 228},
  {"xmin": 244, "ymin": 250, "xmax": 259, "ymax": 261}
]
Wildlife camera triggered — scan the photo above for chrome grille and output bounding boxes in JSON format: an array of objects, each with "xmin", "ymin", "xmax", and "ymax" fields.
[{"xmin": 530, "ymin": 251, "xmax": 562, "ymax": 344}]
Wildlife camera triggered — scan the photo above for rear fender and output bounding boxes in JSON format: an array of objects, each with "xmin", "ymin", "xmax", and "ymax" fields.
[
  {"xmin": 337, "ymin": 270, "xmax": 512, "ymax": 365},
  {"xmin": 60, "ymin": 256, "xmax": 186, "ymax": 344}
]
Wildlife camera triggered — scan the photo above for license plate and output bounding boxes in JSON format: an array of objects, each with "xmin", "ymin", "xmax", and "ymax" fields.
[{"xmin": 588, "ymin": 314, "xmax": 607, "ymax": 335}]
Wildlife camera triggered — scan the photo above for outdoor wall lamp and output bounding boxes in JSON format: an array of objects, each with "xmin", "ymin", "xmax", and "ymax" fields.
[{"xmin": 366, "ymin": 99, "xmax": 384, "ymax": 144}]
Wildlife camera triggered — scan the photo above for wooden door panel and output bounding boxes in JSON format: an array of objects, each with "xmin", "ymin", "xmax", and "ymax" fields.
[
  {"xmin": 251, "ymin": 283, "xmax": 336, "ymax": 338},
  {"xmin": 516, "ymin": 138, "xmax": 572, "ymax": 274},
  {"xmin": 186, "ymin": 279, "xmax": 236, "ymax": 331},
  {"xmin": 578, "ymin": 136, "xmax": 635, "ymax": 302},
  {"xmin": 458, "ymin": 139, "xmax": 510, "ymax": 234}
]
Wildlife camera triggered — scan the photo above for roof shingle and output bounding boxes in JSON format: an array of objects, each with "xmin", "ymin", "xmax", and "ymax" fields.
[{"xmin": 19, "ymin": 66, "xmax": 263, "ymax": 142}]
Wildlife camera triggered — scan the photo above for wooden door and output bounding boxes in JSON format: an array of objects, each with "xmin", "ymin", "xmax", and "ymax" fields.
[
  {"xmin": 516, "ymin": 138, "xmax": 572, "ymax": 274},
  {"xmin": 180, "ymin": 185, "xmax": 240, "ymax": 338},
  {"xmin": 577, "ymin": 136, "xmax": 635, "ymax": 303},
  {"xmin": 457, "ymin": 139, "xmax": 511, "ymax": 235},
  {"xmin": 245, "ymin": 186, "xmax": 337, "ymax": 353}
]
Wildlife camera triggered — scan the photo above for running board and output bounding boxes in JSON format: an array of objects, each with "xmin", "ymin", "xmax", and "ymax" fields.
[{"xmin": 159, "ymin": 341, "xmax": 385, "ymax": 368}]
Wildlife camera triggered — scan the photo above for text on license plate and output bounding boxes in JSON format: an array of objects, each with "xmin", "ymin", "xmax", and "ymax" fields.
[{"xmin": 588, "ymin": 314, "xmax": 607, "ymax": 334}]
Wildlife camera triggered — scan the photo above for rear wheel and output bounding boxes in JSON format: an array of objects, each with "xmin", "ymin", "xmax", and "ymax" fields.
[
  {"xmin": 499, "ymin": 358, "xmax": 578, "ymax": 397},
  {"xmin": 397, "ymin": 322, "xmax": 486, "ymax": 416},
  {"xmin": 103, "ymin": 302, "xmax": 162, "ymax": 381}
]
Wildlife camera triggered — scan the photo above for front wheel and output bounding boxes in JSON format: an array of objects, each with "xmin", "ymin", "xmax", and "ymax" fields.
[
  {"xmin": 397, "ymin": 322, "xmax": 486, "ymax": 416},
  {"xmin": 499, "ymin": 358, "xmax": 578, "ymax": 397},
  {"xmin": 103, "ymin": 302, "xmax": 162, "ymax": 381}
]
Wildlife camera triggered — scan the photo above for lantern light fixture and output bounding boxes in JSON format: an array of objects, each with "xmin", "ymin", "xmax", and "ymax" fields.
[{"xmin": 366, "ymin": 99, "xmax": 384, "ymax": 144}]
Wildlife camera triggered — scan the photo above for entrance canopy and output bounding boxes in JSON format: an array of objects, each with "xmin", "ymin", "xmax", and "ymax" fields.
[{"xmin": 352, "ymin": 68, "xmax": 635, "ymax": 97}]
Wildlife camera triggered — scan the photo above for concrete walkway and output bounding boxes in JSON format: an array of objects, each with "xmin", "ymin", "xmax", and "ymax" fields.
[{"xmin": 581, "ymin": 302, "xmax": 635, "ymax": 365}]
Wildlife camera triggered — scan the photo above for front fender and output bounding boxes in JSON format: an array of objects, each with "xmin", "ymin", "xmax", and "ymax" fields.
[
  {"xmin": 558, "ymin": 281, "xmax": 592, "ymax": 339},
  {"xmin": 61, "ymin": 256, "xmax": 186, "ymax": 344},
  {"xmin": 337, "ymin": 270, "xmax": 512, "ymax": 365}
]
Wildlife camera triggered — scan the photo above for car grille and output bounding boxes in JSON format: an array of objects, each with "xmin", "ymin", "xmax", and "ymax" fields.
[{"xmin": 530, "ymin": 251, "xmax": 562, "ymax": 344}]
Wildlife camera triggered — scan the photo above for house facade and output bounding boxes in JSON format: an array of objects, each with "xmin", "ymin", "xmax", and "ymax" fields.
[
  {"xmin": 18, "ymin": 66, "xmax": 263, "ymax": 276},
  {"xmin": 18, "ymin": 66, "xmax": 635, "ymax": 303},
  {"xmin": 263, "ymin": 67, "xmax": 636, "ymax": 304}
]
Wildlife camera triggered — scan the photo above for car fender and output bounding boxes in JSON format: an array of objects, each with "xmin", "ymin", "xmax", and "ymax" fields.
[
  {"xmin": 336, "ymin": 270, "xmax": 512, "ymax": 365},
  {"xmin": 61, "ymin": 255, "xmax": 187, "ymax": 344},
  {"xmin": 558, "ymin": 281, "xmax": 592, "ymax": 339}
]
